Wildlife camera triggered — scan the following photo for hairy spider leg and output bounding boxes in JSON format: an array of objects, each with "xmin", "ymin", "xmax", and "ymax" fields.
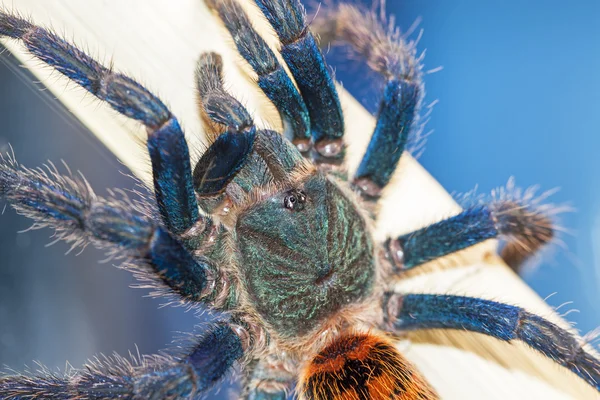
[
  {"xmin": 0, "ymin": 323, "xmax": 244, "ymax": 399},
  {"xmin": 205, "ymin": 0, "xmax": 311, "ymax": 153},
  {"xmin": 196, "ymin": 52, "xmax": 255, "ymax": 135},
  {"xmin": 384, "ymin": 293, "xmax": 600, "ymax": 391},
  {"xmin": 384, "ymin": 194, "xmax": 556, "ymax": 271},
  {"xmin": 299, "ymin": 332, "xmax": 438, "ymax": 400},
  {"xmin": 253, "ymin": 0, "xmax": 345, "ymax": 161},
  {"xmin": 312, "ymin": 3, "xmax": 424, "ymax": 200},
  {"xmin": 194, "ymin": 52, "xmax": 258, "ymax": 196},
  {"xmin": 194, "ymin": 52, "xmax": 309, "ymax": 194},
  {"xmin": 0, "ymin": 156, "xmax": 219, "ymax": 305},
  {"xmin": 0, "ymin": 11, "xmax": 199, "ymax": 236}
]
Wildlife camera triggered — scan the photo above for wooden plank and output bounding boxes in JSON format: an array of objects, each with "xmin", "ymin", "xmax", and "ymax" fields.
[{"xmin": 2, "ymin": 1, "xmax": 596, "ymax": 398}]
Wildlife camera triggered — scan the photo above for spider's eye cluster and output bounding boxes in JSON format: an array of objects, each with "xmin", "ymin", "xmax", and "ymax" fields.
[{"xmin": 284, "ymin": 189, "xmax": 307, "ymax": 211}]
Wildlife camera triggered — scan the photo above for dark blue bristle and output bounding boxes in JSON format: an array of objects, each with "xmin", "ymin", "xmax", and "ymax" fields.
[
  {"xmin": 135, "ymin": 324, "xmax": 244, "ymax": 397},
  {"xmin": 0, "ymin": 10, "xmax": 32, "ymax": 37},
  {"xmin": 147, "ymin": 227, "xmax": 210, "ymax": 300}
]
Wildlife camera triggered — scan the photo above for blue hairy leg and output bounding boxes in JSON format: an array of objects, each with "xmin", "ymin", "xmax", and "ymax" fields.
[
  {"xmin": 254, "ymin": 0, "xmax": 345, "ymax": 160},
  {"xmin": 385, "ymin": 193, "xmax": 556, "ymax": 271},
  {"xmin": 384, "ymin": 293, "xmax": 600, "ymax": 391},
  {"xmin": 196, "ymin": 52, "xmax": 254, "ymax": 134},
  {"xmin": 205, "ymin": 0, "xmax": 311, "ymax": 152},
  {"xmin": 0, "ymin": 323, "xmax": 244, "ymax": 399},
  {"xmin": 312, "ymin": 3, "xmax": 425, "ymax": 199},
  {"xmin": 194, "ymin": 52, "xmax": 258, "ymax": 195},
  {"xmin": 0, "ymin": 11, "xmax": 198, "ymax": 235},
  {"xmin": 194, "ymin": 130, "xmax": 257, "ymax": 196},
  {"xmin": 0, "ymin": 156, "xmax": 221, "ymax": 304}
]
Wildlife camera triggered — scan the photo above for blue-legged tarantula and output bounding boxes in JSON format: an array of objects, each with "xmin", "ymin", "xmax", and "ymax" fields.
[{"xmin": 1, "ymin": 0, "xmax": 599, "ymax": 399}]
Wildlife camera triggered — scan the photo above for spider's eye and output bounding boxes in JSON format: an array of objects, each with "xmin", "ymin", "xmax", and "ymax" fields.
[{"xmin": 284, "ymin": 189, "xmax": 307, "ymax": 211}]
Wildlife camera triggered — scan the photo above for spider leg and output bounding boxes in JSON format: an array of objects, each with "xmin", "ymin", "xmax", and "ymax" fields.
[
  {"xmin": 311, "ymin": 3, "xmax": 424, "ymax": 200},
  {"xmin": 205, "ymin": 0, "xmax": 311, "ymax": 153},
  {"xmin": 383, "ymin": 293, "xmax": 600, "ymax": 391},
  {"xmin": 384, "ymin": 185, "xmax": 558, "ymax": 272},
  {"xmin": 253, "ymin": 0, "xmax": 345, "ymax": 162},
  {"xmin": 0, "ymin": 323, "xmax": 245, "ymax": 399},
  {"xmin": 196, "ymin": 52, "xmax": 255, "ymax": 137},
  {"xmin": 194, "ymin": 52, "xmax": 258, "ymax": 197},
  {"xmin": 0, "ymin": 156, "xmax": 223, "ymax": 305},
  {"xmin": 0, "ymin": 11, "xmax": 198, "ymax": 235}
]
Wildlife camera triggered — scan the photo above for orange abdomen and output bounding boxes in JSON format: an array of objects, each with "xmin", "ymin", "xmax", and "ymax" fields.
[{"xmin": 299, "ymin": 332, "xmax": 438, "ymax": 400}]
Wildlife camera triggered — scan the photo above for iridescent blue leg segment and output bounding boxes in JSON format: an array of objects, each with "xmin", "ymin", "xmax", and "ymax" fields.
[
  {"xmin": 254, "ymin": 0, "xmax": 345, "ymax": 161},
  {"xmin": 205, "ymin": 0, "xmax": 311, "ymax": 152},
  {"xmin": 0, "ymin": 156, "xmax": 217, "ymax": 304},
  {"xmin": 194, "ymin": 52, "xmax": 258, "ymax": 196},
  {"xmin": 312, "ymin": 3, "xmax": 424, "ymax": 199},
  {"xmin": 354, "ymin": 80, "xmax": 420, "ymax": 199},
  {"xmin": 0, "ymin": 323, "xmax": 245, "ymax": 399},
  {"xmin": 385, "ymin": 196, "xmax": 555, "ymax": 271},
  {"xmin": 0, "ymin": 11, "xmax": 199, "ymax": 235},
  {"xmin": 384, "ymin": 293, "xmax": 600, "ymax": 391},
  {"xmin": 196, "ymin": 52, "xmax": 254, "ymax": 134}
]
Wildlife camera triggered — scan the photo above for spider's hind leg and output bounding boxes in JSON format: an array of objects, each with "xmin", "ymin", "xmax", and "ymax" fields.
[
  {"xmin": 312, "ymin": 4, "xmax": 424, "ymax": 201},
  {"xmin": 383, "ymin": 293, "xmax": 600, "ymax": 391},
  {"xmin": 0, "ymin": 322, "xmax": 245, "ymax": 399}
]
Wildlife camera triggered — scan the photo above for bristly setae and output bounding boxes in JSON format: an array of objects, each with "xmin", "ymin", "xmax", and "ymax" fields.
[{"xmin": 0, "ymin": 1, "xmax": 599, "ymax": 399}]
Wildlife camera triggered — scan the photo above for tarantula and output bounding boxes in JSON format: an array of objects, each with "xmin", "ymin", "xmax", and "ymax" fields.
[{"xmin": 0, "ymin": 0, "xmax": 599, "ymax": 399}]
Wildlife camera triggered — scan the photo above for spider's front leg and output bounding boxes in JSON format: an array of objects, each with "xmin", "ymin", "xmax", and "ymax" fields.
[
  {"xmin": 0, "ymin": 322, "xmax": 246, "ymax": 399},
  {"xmin": 382, "ymin": 293, "xmax": 600, "ymax": 392},
  {"xmin": 0, "ymin": 11, "xmax": 243, "ymax": 305},
  {"xmin": 0, "ymin": 10, "xmax": 198, "ymax": 236}
]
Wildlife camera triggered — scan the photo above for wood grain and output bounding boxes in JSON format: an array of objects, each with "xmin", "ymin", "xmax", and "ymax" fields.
[{"xmin": 2, "ymin": 1, "xmax": 597, "ymax": 398}]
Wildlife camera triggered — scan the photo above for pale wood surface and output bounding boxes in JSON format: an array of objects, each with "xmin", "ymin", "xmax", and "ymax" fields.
[{"xmin": 2, "ymin": 1, "xmax": 597, "ymax": 399}]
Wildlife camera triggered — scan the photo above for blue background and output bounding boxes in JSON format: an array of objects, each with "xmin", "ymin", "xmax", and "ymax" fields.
[{"xmin": 0, "ymin": 1, "xmax": 598, "ymax": 396}]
